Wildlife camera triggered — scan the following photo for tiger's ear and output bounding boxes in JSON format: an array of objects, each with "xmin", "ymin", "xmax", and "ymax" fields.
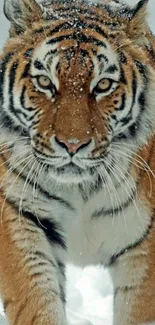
[
  {"xmin": 3, "ymin": 0, "xmax": 43, "ymax": 35},
  {"xmin": 127, "ymin": 0, "xmax": 149, "ymax": 44}
]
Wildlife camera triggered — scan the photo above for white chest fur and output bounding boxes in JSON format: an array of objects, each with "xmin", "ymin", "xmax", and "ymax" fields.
[
  {"xmin": 50, "ymin": 181, "xmax": 151, "ymax": 267},
  {"xmin": 5, "ymin": 169, "xmax": 151, "ymax": 268}
]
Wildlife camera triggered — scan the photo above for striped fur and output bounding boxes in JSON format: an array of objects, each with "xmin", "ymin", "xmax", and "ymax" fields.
[{"xmin": 1, "ymin": 0, "xmax": 155, "ymax": 324}]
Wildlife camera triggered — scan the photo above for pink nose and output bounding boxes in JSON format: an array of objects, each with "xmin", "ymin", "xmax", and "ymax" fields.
[{"xmin": 55, "ymin": 136, "xmax": 91, "ymax": 154}]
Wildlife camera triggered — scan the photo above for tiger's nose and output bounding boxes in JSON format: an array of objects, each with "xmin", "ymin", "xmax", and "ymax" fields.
[{"xmin": 55, "ymin": 136, "xmax": 91, "ymax": 155}]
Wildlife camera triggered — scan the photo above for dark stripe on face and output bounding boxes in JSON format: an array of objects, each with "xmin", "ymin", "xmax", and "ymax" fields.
[
  {"xmin": 34, "ymin": 59, "xmax": 45, "ymax": 71},
  {"xmin": 120, "ymin": 66, "xmax": 127, "ymax": 84},
  {"xmin": 20, "ymin": 62, "xmax": 31, "ymax": 79},
  {"xmin": 9, "ymin": 60, "xmax": 18, "ymax": 110},
  {"xmin": 128, "ymin": 122, "xmax": 139, "ymax": 137},
  {"xmin": 79, "ymin": 49, "xmax": 94, "ymax": 75},
  {"xmin": 138, "ymin": 92, "xmax": 145, "ymax": 110},
  {"xmin": 48, "ymin": 21, "xmax": 74, "ymax": 36},
  {"xmin": 131, "ymin": 70, "xmax": 137, "ymax": 107},
  {"xmin": 24, "ymin": 48, "xmax": 33, "ymax": 58},
  {"xmin": 0, "ymin": 111, "xmax": 24, "ymax": 135},
  {"xmin": 33, "ymin": 25, "xmax": 51, "ymax": 35},
  {"xmin": 20, "ymin": 86, "xmax": 34, "ymax": 111},
  {"xmin": 44, "ymin": 49, "xmax": 58, "ymax": 60},
  {"xmin": 47, "ymin": 33, "xmax": 107, "ymax": 48},
  {"xmin": 105, "ymin": 64, "xmax": 118, "ymax": 74},
  {"xmin": 91, "ymin": 188, "xmax": 136, "ymax": 218},
  {"xmin": 8, "ymin": 60, "xmax": 27, "ymax": 126},
  {"xmin": 135, "ymin": 60, "xmax": 146, "ymax": 79},
  {"xmin": 76, "ymin": 20, "xmax": 108, "ymax": 42},
  {"xmin": 0, "ymin": 52, "xmax": 14, "ymax": 104},
  {"xmin": 117, "ymin": 93, "xmax": 126, "ymax": 111},
  {"xmin": 97, "ymin": 53, "xmax": 108, "ymax": 63},
  {"xmin": 119, "ymin": 52, "xmax": 127, "ymax": 64},
  {"xmin": 23, "ymin": 211, "xmax": 66, "ymax": 249},
  {"xmin": 77, "ymin": 33, "xmax": 107, "ymax": 47}
]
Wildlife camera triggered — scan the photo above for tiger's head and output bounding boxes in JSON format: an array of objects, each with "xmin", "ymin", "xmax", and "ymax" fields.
[{"xmin": 1, "ymin": 0, "xmax": 155, "ymax": 184}]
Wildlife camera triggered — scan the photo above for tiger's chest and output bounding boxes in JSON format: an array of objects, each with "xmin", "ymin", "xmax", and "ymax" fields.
[
  {"xmin": 49, "ymin": 184, "xmax": 151, "ymax": 267},
  {"xmin": 5, "ymin": 174, "xmax": 151, "ymax": 267}
]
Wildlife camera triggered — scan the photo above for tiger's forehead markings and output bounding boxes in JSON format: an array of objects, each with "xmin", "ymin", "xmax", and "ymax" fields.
[{"xmin": 31, "ymin": 31, "xmax": 120, "ymax": 94}]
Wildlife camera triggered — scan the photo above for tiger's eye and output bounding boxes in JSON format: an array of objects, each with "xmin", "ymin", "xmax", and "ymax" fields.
[
  {"xmin": 37, "ymin": 76, "xmax": 51, "ymax": 89},
  {"xmin": 97, "ymin": 78, "xmax": 112, "ymax": 91}
]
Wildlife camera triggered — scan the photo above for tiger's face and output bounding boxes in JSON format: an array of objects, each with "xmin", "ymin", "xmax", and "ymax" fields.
[{"xmin": 1, "ymin": 0, "xmax": 155, "ymax": 184}]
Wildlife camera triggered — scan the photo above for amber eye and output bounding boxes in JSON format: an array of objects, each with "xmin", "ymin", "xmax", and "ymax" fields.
[
  {"xmin": 96, "ymin": 78, "xmax": 113, "ymax": 92},
  {"xmin": 37, "ymin": 75, "xmax": 51, "ymax": 89}
]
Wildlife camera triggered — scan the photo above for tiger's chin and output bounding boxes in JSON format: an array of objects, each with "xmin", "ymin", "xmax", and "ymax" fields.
[{"xmin": 48, "ymin": 164, "xmax": 94, "ymax": 185}]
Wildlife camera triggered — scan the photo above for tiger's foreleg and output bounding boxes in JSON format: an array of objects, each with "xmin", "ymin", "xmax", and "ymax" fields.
[
  {"xmin": 110, "ymin": 238, "xmax": 155, "ymax": 325},
  {"xmin": 0, "ymin": 203, "xmax": 67, "ymax": 325}
]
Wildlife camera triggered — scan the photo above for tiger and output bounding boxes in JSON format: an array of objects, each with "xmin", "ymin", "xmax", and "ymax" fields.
[{"xmin": 1, "ymin": 0, "xmax": 155, "ymax": 324}]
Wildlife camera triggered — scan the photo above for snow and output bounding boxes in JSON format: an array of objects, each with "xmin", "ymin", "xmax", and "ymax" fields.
[{"xmin": 0, "ymin": 265, "xmax": 113, "ymax": 325}]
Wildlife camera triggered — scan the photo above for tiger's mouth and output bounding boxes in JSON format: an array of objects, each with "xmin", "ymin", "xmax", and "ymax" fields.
[{"xmin": 33, "ymin": 147, "xmax": 105, "ymax": 183}]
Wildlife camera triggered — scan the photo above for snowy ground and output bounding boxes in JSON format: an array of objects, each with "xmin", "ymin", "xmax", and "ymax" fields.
[{"xmin": 0, "ymin": 265, "xmax": 113, "ymax": 325}]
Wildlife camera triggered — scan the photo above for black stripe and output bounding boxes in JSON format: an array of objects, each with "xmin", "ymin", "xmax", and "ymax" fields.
[
  {"xmin": 23, "ymin": 211, "xmax": 66, "ymax": 249},
  {"xmin": 120, "ymin": 66, "xmax": 127, "ymax": 84},
  {"xmin": 47, "ymin": 32, "xmax": 107, "ymax": 48},
  {"xmin": 44, "ymin": 49, "xmax": 58, "ymax": 60},
  {"xmin": 76, "ymin": 20, "xmax": 107, "ymax": 42},
  {"xmin": 59, "ymin": 284, "xmax": 66, "ymax": 304},
  {"xmin": 91, "ymin": 188, "xmax": 136, "ymax": 218},
  {"xmin": 117, "ymin": 93, "xmax": 126, "ymax": 111},
  {"xmin": 97, "ymin": 53, "xmax": 108, "ymax": 63},
  {"xmin": 119, "ymin": 52, "xmax": 127, "ymax": 64},
  {"xmin": 0, "ymin": 111, "xmax": 24, "ymax": 135},
  {"xmin": 108, "ymin": 215, "xmax": 154, "ymax": 266},
  {"xmin": 48, "ymin": 21, "xmax": 74, "ymax": 37},
  {"xmin": 128, "ymin": 122, "xmax": 139, "ymax": 137},
  {"xmin": 34, "ymin": 59, "xmax": 45, "ymax": 71},
  {"xmin": 24, "ymin": 48, "xmax": 33, "ymax": 58},
  {"xmin": 105, "ymin": 64, "xmax": 118, "ymax": 74},
  {"xmin": 32, "ymin": 25, "xmax": 51, "ymax": 35},
  {"xmin": 47, "ymin": 34, "xmax": 73, "ymax": 45},
  {"xmin": 138, "ymin": 92, "xmax": 145, "ymax": 110},
  {"xmin": 76, "ymin": 32, "xmax": 107, "ymax": 47},
  {"xmin": 79, "ymin": 49, "xmax": 94, "ymax": 75},
  {"xmin": 0, "ymin": 52, "xmax": 14, "ymax": 104},
  {"xmin": 57, "ymin": 261, "xmax": 65, "ymax": 277},
  {"xmin": 8, "ymin": 60, "xmax": 26, "ymax": 126},
  {"xmin": 132, "ymin": 70, "xmax": 137, "ymax": 107},
  {"xmin": 132, "ymin": 0, "xmax": 148, "ymax": 18},
  {"xmin": 135, "ymin": 60, "xmax": 146, "ymax": 78},
  {"xmin": 20, "ymin": 86, "xmax": 34, "ymax": 111},
  {"xmin": 20, "ymin": 62, "xmax": 31, "ymax": 79}
]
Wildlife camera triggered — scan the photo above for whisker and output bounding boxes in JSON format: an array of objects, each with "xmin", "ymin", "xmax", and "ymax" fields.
[{"xmin": 0, "ymin": 154, "xmax": 33, "ymax": 230}]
